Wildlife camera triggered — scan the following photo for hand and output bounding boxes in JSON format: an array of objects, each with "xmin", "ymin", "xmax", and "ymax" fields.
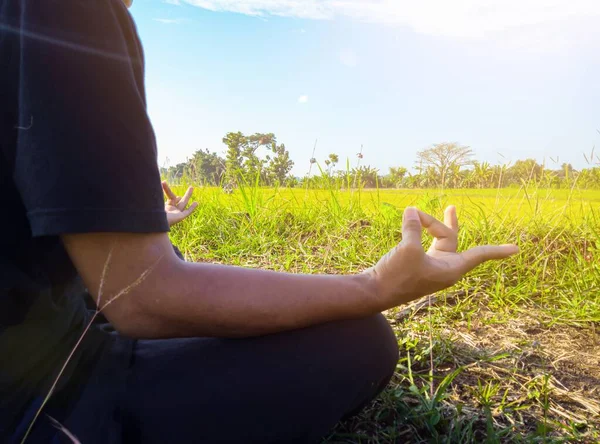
[
  {"xmin": 367, "ymin": 205, "xmax": 519, "ymax": 307},
  {"xmin": 162, "ymin": 181, "xmax": 199, "ymax": 227}
]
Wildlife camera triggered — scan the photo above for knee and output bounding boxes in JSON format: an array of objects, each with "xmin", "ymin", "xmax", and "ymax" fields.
[
  {"xmin": 358, "ymin": 313, "xmax": 399, "ymax": 376},
  {"xmin": 330, "ymin": 314, "xmax": 398, "ymax": 421},
  {"xmin": 325, "ymin": 313, "xmax": 399, "ymax": 380}
]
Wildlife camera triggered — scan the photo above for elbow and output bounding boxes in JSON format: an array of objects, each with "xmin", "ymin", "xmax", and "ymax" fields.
[
  {"xmin": 109, "ymin": 313, "xmax": 153, "ymax": 339},
  {"xmin": 104, "ymin": 290, "xmax": 181, "ymax": 339},
  {"xmin": 97, "ymin": 255, "xmax": 186, "ymax": 339},
  {"xmin": 95, "ymin": 284, "xmax": 172, "ymax": 339}
]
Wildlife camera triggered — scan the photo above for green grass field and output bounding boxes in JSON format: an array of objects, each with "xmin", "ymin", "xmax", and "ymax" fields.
[{"xmin": 169, "ymin": 185, "xmax": 600, "ymax": 443}]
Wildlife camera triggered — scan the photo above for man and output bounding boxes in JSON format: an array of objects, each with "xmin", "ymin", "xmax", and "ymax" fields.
[{"xmin": 0, "ymin": 0, "xmax": 518, "ymax": 442}]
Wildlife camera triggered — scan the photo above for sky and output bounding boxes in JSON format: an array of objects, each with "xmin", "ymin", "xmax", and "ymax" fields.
[{"xmin": 130, "ymin": 0, "xmax": 600, "ymax": 175}]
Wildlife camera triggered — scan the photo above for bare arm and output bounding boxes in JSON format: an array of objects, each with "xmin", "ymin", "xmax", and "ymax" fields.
[
  {"xmin": 62, "ymin": 231, "xmax": 378, "ymax": 338},
  {"xmin": 62, "ymin": 206, "xmax": 518, "ymax": 339}
]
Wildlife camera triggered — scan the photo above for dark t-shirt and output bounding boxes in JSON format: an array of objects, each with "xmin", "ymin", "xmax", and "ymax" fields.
[{"xmin": 0, "ymin": 0, "xmax": 169, "ymax": 436}]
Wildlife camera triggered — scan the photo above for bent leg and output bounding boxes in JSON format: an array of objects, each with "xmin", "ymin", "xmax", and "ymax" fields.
[{"xmin": 121, "ymin": 314, "xmax": 398, "ymax": 443}]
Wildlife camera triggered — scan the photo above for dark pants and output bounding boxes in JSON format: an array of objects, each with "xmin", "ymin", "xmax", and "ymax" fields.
[{"xmin": 20, "ymin": 315, "xmax": 398, "ymax": 444}]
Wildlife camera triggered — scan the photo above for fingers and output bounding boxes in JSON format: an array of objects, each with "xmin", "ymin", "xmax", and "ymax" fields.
[
  {"xmin": 162, "ymin": 182, "xmax": 196, "ymax": 210},
  {"xmin": 460, "ymin": 244, "xmax": 520, "ymax": 272},
  {"xmin": 167, "ymin": 202, "xmax": 199, "ymax": 227},
  {"xmin": 161, "ymin": 181, "xmax": 178, "ymax": 201},
  {"xmin": 417, "ymin": 210, "xmax": 454, "ymax": 240},
  {"xmin": 402, "ymin": 207, "xmax": 423, "ymax": 250},
  {"xmin": 178, "ymin": 187, "xmax": 194, "ymax": 210},
  {"xmin": 182, "ymin": 202, "xmax": 199, "ymax": 217},
  {"xmin": 417, "ymin": 206, "xmax": 459, "ymax": 253},
  {"xmin": 444, "ymin": 206, "xmax": 458, "ymax": 232}
]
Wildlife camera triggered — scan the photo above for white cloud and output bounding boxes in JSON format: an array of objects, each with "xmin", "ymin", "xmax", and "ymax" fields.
[
  {"xmin": 298, "ymin": 95, "xmax": 309, "ymax": 103},
  {"xmin": 153, "ymin": 18, "xmax": 185, "ymax": 24},
  {"xmin": 182, "ymin": 0, "xmax": 331, "ymax": 19},
  {"xmin": 180, "ymin": 0, "xmax": 600, "ymax": 39}
]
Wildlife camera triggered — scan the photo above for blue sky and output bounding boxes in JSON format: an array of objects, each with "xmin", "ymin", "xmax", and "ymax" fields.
[{"xmin": 130, "ymin": 0, "xmax": 600, "ymax": 175}]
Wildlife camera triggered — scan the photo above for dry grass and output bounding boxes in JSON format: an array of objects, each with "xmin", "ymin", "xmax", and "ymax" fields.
[{"xmin": 327, "ymin": 294, "xmax": 600, "ymax": 443}]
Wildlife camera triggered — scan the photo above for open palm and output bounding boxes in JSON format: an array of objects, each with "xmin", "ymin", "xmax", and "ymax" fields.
[{"xmin": 162, "ymin": 181, "xmax": 199, "ymax": 227}]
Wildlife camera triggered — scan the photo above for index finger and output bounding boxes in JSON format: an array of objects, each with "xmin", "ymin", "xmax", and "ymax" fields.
[
  {"xmin": 161, "ymin": 181, "xmax": 178, "ymax": 201},
  {"xmin": 444, "ymin": 206, "xmax": 458, "ymax": 232},
  {"xmin": 417, "ymin": 210, "xmax": 455, "ymax": 241},
  {"xmin": 177, "ymin": 187, "xmax": 194, "ymax": 210}
]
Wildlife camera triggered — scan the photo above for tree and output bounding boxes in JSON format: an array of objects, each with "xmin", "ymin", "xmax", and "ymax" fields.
[
  {"xmin": 557, "ymin": 163, "xmax": 576, "ymax": 187},
  {"xmin": 506, "ymin": 159, "xmax": 543, "ymax": 184},
  {"xmin": 579, "ymin": 167, "xmax": 600, "ymax": 188},
  {"xmin": 444, "ymin": 164, "xmax": 465, "ymax": 188},
  {"xmin": 423, "ymin": 166, "xmax": 438, "ymax": 188},
  {"xmin": 160, "ymin": 162, "xmax": 188, "ymax": 183},
  {"xmin": 388, "ymin": 166, "xmax": 408, "ymax": 188},
  {"xmin": 472, "ymin": 161, "xmax": 493, "ymax": 188},
  {"xmin": 222, "ymin": 132, "xmax": 277, "ymax": 184},
  {"xmin": 405, "ymin": 172, "xmax": 421, "ymax": 189},
  {"xmin": 164, "ymin": 136, "xmax": 600, "ymax": 190},
  {"xmin": 242, "ymin": 133, "xmax": 275, "ymax": 182},
  {"xmin": 223, "ymin": 132, "xmax": 245, "ymax": 185},
  {"xmin": 266, "ymin": 142, "xmax": 294, "ymax": 185},
  {"xmin": 491, "ymin": 164, "xmax": 507, "ymax": 188},
  {"xmin": 416, "ymin": 142, "xmax": 474, "ymax": 189},
  {"xmin": 352, "ymin": 166, "xmax": 379, "ymax": 188},
  {"xmin": 189, "ymin": 149, "xmax": 225, "ymax": 185}
]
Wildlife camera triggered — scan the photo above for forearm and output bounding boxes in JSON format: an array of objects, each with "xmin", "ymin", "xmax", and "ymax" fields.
[
  {"xmin": 128, "ymin": 260, "xmax": 381, "ymax": 338},
  {"xmin": 64, "ymin": 231, "xmax": 384, "ymax": 339},
  {"xmin": 65, "ymin": 204, "xmax": 519, "ymax": 340}
]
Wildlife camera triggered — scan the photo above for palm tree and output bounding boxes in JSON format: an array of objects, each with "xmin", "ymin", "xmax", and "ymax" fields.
[
  {"xmin": 388, "ymin": 166, "xmax": 408, "ymax": 188},
  {"xmin": 405, "ymin": 173, "xmax": 420, "ymax": 189},
  {"xmin": 472, "ymin": 161, "xmax": 492, "ymax": 188},
  {"xmin": 447, "ymin": 164, "xmax": 464, "ymax": 188},
  {"xmin": 352, "ymin": 166, "xmax": 379, "ymax": 188},
  {"xmin": 491, "ymin": 164, "xmax": 507, "ymax": 188},
  {"xmin": 424, "ymin": 167, "xmax": 438, "ymax": 188}
]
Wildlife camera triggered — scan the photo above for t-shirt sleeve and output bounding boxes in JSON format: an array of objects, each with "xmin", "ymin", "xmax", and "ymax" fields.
[{"xmin": 13, "ymin": 0, "xmax": 169, "ymax": 236}]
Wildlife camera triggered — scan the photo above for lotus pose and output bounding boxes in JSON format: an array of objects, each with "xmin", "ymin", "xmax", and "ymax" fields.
[{"xmin": 0, "ymin": 0, "xmax": 518, "ymax": 442}]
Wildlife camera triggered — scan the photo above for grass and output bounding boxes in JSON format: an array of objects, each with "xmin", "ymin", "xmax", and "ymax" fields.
[{"xmin": 167, "ymin": 184, "xmax": 599, "ymax": 443}]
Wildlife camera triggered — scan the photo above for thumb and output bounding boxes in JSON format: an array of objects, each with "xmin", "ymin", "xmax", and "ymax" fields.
[{"xmin": 402, "ymin": 207, "xmax": 423, "ymax": 248}]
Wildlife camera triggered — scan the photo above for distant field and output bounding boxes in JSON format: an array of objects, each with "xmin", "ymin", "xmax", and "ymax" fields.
[
  {"xmin": 179, "ymin": 186, "xmax": 600, "ymax": 221},
  {"xmin": 170, "ymin": 185, "xmax": 599, "ymax": 443}
]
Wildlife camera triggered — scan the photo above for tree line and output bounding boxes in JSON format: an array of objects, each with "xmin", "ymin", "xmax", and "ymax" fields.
[
  {"xmin": 160, "ymin": 134, "xmax": 600, "ymax": 189},
  {"xmin": 161, "ymin": 132, "xmax": 295, "ymax": 188}
]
